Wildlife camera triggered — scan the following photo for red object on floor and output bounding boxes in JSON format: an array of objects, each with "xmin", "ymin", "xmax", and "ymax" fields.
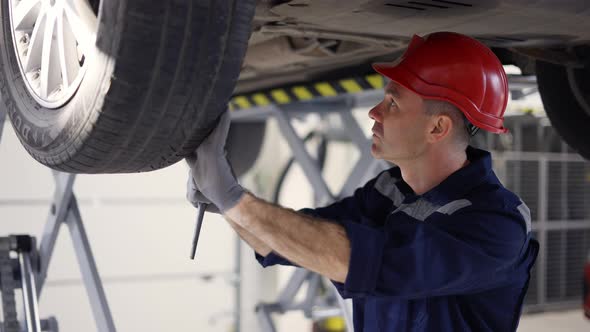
[{"xmin": 584, "ymin": 260, "xmax": 590, "ymax": 319}]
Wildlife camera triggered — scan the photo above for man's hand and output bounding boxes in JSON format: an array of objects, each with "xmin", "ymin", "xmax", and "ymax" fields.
[
  {"xmin": 185, "ymin": 110, "xmax": 245, "ymax": 212},
  {"xmin": 186, "ymin": 170, "xmax": 221, "ymax": 214}
]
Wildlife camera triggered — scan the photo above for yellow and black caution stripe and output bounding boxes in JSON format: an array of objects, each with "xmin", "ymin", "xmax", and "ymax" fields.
[{"xmin": 229, "ymin": 74, "xmax": 386, "ymax": 111}]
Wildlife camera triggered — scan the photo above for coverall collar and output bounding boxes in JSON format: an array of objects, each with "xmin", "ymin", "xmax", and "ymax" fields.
[{"xmin": 393, "ymin": 146, "xmax": 493, "ymax": 205}]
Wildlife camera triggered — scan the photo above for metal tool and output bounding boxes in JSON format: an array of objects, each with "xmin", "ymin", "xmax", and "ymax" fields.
[{"xmin": 190, "ymin": 202, "xmax": 208, "ymax": 259}]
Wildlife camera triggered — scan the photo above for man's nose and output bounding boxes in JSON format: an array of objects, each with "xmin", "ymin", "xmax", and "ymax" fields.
[{"xmin": 368, "ymin": 104, "xmax": 382, "ymax": 122}]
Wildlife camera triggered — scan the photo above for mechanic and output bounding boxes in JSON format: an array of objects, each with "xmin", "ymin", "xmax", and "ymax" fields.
[{"xmin": 186, "ymin": 32, "xmax": 539, "ymax": 331}]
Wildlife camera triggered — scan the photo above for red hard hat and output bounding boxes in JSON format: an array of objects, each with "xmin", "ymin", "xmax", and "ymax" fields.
[{"xmin": 373, "ymin": 32, "xmax": 509, "ymax": 134}]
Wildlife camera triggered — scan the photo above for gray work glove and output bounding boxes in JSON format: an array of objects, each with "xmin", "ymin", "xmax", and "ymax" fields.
[
  {"xmin": 185, "ymin": 110, "xmax": 245, "ymax": 212},
  {"xmin": 186, "ymin": 170, "xmax": 221, "ymax": 214}
]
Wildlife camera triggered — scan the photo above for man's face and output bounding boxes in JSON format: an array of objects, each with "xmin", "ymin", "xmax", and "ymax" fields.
[{"xmin": 369, "ymin": 81, "xmax": 431, "ymax": 162}]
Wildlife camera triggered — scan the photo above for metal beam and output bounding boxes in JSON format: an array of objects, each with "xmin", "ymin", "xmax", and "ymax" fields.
[
  {"xmin": 37, "ymin": 172, "xmax": 76, "ymax": 294},
  {"xmin": 19, "ymin": 252, "xmax": 42, "ymax": 332},
  {"xmin": 273, "ymin": 107, "xmax": 334, "ymax": 205},
  {"xmin": 66, "ymin": 197, "xmax": 116, "ymax": 332},
  {"xmin": 536, "ymin": 156, "xmax": 548, "ymax": 306}
]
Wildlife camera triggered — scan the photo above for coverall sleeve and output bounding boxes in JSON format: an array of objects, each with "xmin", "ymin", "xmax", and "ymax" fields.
[
  {"xmin": 334, "ymin": 206, "xmax": 531, "ymax": 300},
  {"xmin": 254, "ymin": 174, "xmax": 383, "ymax": 268},
  {"xmin": 255, "ymin": 250, "xmax": 296, "ymax": 267}
]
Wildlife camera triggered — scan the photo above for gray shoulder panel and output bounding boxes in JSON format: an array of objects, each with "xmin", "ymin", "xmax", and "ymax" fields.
[
  {"xmin": 517, "ymin": 202, "xmax": 532, "ymax": 234},
  {"xmin": 393, "ymin": 199, "xmax": 440, "ymax": 222},
  {"xmin": 392, "ymin": 198, "xmax": 472, "ymax": 222},
  {"xmin": 436, "ymin": 199, "xmax": 473, "ymax": 215},
  {"xmin": 374, "ymin": 171, "xmax": 404, "ymax": 207}
]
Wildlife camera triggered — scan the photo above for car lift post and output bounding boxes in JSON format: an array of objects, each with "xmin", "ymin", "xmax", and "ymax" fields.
[
  {"xmin": 232, "ymin": 90, "xmax": 390, "ymax": 332},
  {"xmin": 0, "ymin": 109, "xmax": 116, "ymax": 332}
]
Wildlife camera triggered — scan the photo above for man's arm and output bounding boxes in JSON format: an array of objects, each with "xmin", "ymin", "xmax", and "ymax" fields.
[
  {"xmin": 225, "ymin": 216, "xmax": 272, "ymax": 257},
  {"xmin": 187, "ymin": 109, "xmax": 350, "ymax": 282},
  {"xmin": 225, "ymin": 193, "xmax": 351, "ymax": 283}
]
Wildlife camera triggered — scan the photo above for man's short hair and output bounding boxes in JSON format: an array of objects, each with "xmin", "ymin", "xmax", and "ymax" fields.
[{"xmin": 423, "ymin": 100, "xmax": 471, "ymax": 149}]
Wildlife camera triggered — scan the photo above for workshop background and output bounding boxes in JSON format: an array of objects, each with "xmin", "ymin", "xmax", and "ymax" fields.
[{"xmin": 1, "ymin": 66, "xmax": 589, "ymax": 331}]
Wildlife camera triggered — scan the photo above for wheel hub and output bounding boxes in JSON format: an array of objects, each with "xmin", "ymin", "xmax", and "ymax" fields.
[{"xmin": 8, "ymin": 0, "xmax": 98, "ymax": 109}]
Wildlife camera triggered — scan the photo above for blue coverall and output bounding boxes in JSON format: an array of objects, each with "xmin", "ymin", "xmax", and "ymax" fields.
[{"xmin": 256, "ymin": 146, "xmax": 539, "ymax": 331}]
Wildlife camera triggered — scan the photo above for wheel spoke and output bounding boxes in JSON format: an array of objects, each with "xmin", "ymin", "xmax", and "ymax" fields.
[
  {"xmin": 62, "ymin": 0, "xmax": 96, "ymax": 56},
  {"xmin": 22, "ymin": 9, "xmax": 47, "ymax": 73},
  {"xmin": 12, "ymin": 0, "xmax": 42, "ymax": 31},
  {"xmin": 57, "ymin": 10, "xmax": 79, "ymax": 88},
  {"xmin": 40, "ymin": 12, "xmax": 59, "ymax": 99}
]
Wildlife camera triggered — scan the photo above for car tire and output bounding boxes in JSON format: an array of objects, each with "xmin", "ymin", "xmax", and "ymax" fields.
[
  {"xmin": 536, "ymin": 60, "xmax": 590, "ymax": 159},
  {"xmin": 0, "ymin": 0, "xmax": 255, "ymax": 173}
]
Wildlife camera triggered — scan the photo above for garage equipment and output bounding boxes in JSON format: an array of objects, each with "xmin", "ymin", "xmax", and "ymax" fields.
[
  {"xmin": 0, "ymin": 109, "xmax": 116, "ymax": 332},
  {"xmin": 0, "ymin": 236, "xmax": 59, "ymax": 332}
]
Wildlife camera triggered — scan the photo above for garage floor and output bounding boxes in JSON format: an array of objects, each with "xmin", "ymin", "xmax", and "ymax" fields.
[
  {"xmin": 518, "ymin": 309, "xmax": 588, "ymax": 331},
  {"xmin": 273, "ymin": 308, "xmax": 589, "ymax": 331}
]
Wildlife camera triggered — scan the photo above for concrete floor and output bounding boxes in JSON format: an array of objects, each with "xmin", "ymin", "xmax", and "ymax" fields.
[
  {"xmin": 274, "ymin": 309, "xmax": 590, "ymax": 332},
  {"xmin": 518, "ymin": 309, "xmax": 588, "ymax": 331}
]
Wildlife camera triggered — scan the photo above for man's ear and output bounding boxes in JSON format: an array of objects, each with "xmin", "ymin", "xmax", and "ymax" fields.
[{"xmin": 428, "ymin": 114, "xmax": 453, "ymax": 143}]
